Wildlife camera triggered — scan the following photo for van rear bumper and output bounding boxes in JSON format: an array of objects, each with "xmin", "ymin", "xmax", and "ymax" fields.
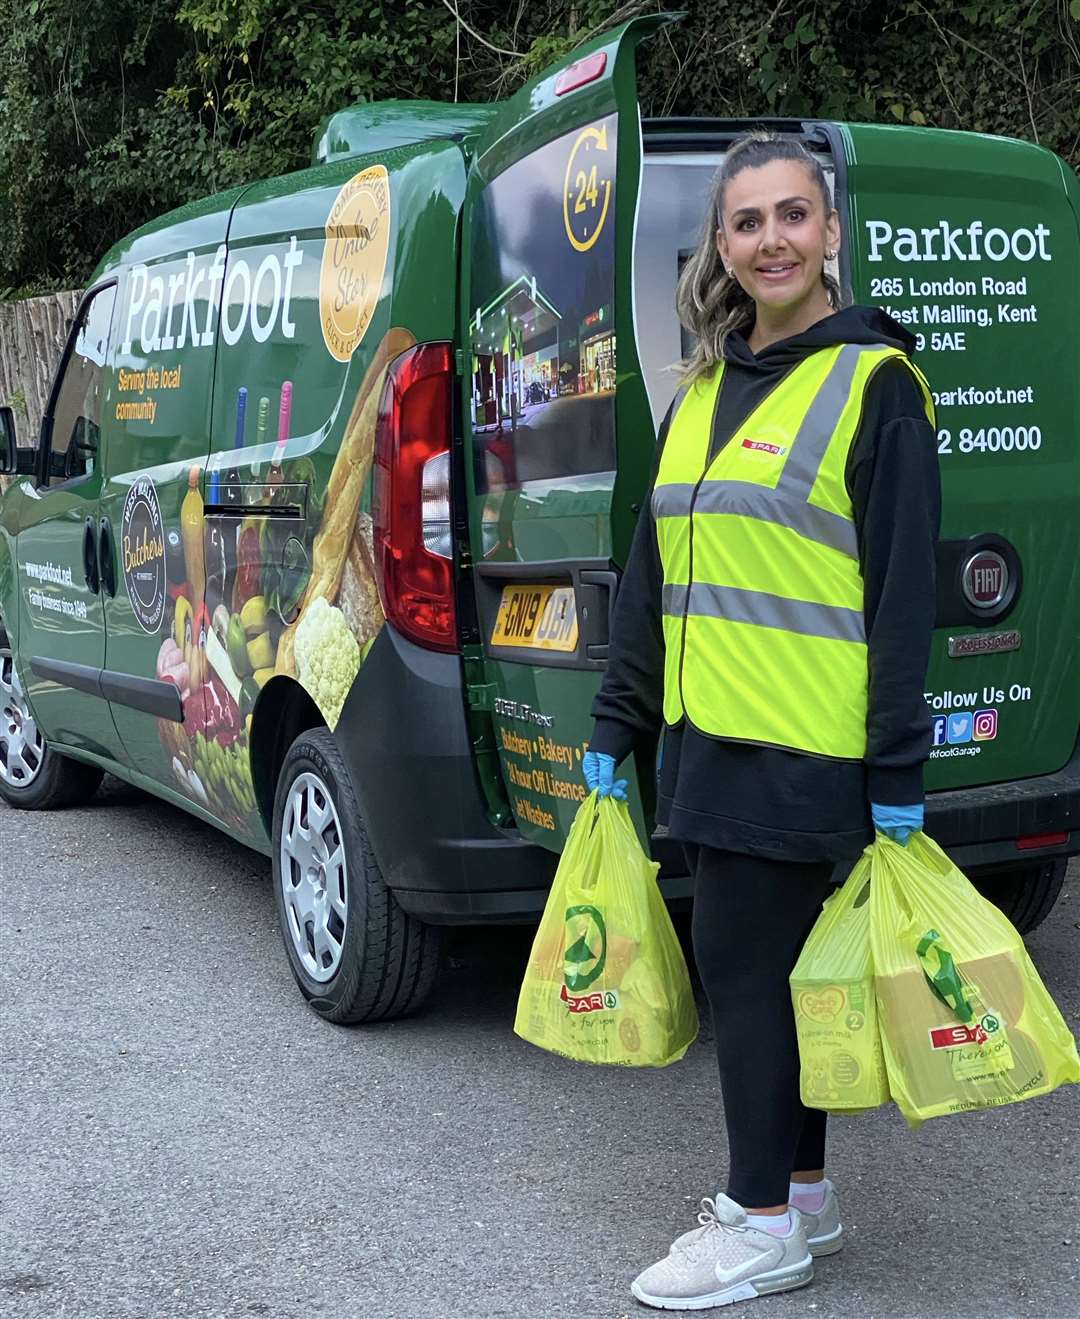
[
  {"xmin": 337, "ymin": 626, "xmax": 693, "ymax": 923},
  {"xmin": 336, "ymin": 625, "xmax": 557, "ymax": 921},
  {"xmin": 923, "ymin": 738, "xmax": 1080, "ymax": 872}
]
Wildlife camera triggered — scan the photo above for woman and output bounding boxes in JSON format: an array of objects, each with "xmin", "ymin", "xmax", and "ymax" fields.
[{"xmin": 582, "ymin": 133, "xmax": 941, "ymax": 1310}]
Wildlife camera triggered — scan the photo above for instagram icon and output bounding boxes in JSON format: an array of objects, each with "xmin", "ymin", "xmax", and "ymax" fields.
[{"xmin": 973, "ymin": 709, "xmax": 999, "ymax": 741}]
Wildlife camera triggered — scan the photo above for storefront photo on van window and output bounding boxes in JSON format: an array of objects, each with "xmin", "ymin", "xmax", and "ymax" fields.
[{"xmin": 582, "ymin": 132, "xmax": 941, "ymax": 1310}]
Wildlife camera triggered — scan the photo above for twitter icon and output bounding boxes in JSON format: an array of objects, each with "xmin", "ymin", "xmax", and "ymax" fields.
[{"xmin": 947, "ymin": 712, "xmax": 973, "ymax": 744}]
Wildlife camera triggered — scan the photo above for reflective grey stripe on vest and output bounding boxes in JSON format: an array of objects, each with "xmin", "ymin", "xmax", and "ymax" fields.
[
  {"xmin": 662, "ymin": 582, "xmax": 867, "ymax": 644},
  {"xmin": 776, "ymin": 342, "xmax": 867, "ymax": 497},
  {"xmin": 654, "ymin": 344, "xmax": 873, "ymax": 559},
  {"xmin": 652, "ymin": 481, "xmax": 858, "ymax": 559}
]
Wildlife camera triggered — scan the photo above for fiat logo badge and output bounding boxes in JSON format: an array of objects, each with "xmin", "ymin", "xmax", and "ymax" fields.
[{"xmin": 962, "ymin": 550, "xmax": 1008, "ymax": 609}]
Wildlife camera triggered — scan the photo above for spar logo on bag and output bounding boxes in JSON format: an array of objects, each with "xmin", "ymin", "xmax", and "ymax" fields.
[
  {"xmin": 560, "ymin": 984, "xmax": 621, "ymax": 1013},
  {"xmin": 562, "ymin": 904, "xmax": 607, "ymax": 992},
  {"xmin": 929, "ymin": 1010, "xmax": 1004, "ymax": 1050}
]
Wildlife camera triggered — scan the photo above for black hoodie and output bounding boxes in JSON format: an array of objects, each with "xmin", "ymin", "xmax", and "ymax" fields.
[{"xmin": 589, "ymin": 305, "xmax": 942, "ymax": 862}]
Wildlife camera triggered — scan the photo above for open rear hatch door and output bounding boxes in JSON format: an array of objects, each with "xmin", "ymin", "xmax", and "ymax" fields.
[{"xmin": 458, "ymin": 16, "xmax": 673, "ymax": 850}]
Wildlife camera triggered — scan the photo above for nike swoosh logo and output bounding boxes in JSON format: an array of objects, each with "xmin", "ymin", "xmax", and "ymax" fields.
[{"xmin": 713, "ymin": 1259, "xmax": 761, "ymax": 1286}]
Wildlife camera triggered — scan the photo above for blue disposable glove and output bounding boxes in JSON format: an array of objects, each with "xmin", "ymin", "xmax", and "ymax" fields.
[
  {"xmin": 872, "ymin": 801, "xmax": 924, "ymax": 846},
  {"xmin": 582, "ymin": 750, "xmax": 628, "ymax": 801}
]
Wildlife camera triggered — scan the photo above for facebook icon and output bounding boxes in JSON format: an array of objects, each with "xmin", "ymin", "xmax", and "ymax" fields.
[
  {"xmin": 947, "ymin": 712, "xmax": 974, "ymax": 744},
  {"xmin": 932, "ymin": 715, "xmax": 948, "ymax": 747}
]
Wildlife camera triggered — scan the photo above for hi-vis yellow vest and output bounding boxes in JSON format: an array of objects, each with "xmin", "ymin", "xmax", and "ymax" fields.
[{"xmin": 653, "ymin": 343, "xmax": 934, "ymax": 760}]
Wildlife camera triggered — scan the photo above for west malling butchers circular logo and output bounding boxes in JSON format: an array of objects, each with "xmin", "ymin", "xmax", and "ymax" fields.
[
  {"xmin": 319, "ymin": 164, "xmax": 391, "ymax": 362},
  {"xmin": 121, "ymin": 476, "xmax": 166, "ymax": 633}
]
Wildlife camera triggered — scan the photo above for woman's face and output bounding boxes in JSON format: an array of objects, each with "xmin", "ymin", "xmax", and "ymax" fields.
[{"xmin": 715, "ymin": 158, "xmax": 840, "ymax": 314}]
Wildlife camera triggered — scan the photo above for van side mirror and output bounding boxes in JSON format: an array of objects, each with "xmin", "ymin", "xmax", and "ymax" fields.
[{"xmin": 0, "ymin": 406, "xmax": 37, "ymax": 478}]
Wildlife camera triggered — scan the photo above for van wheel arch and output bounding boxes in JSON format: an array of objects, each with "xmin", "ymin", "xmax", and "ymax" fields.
[{"xmin": 249, "ymin": 677, "xmax": 325, "ymax": 834}]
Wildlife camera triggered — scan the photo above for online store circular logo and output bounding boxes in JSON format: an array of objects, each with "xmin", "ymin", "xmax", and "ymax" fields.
[
  {"xmin": 121, "ymin": 475, "xmax": 166, "ymax": 634},
  {"xmin": 320, "ymin": 164, "xmax": 391, "ymax": 362},
  {"xmin": 563, "ymin": 904, "xmax": 607, "ymax": 992}
]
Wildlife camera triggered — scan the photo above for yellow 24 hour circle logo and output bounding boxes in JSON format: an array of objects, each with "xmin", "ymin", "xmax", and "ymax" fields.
[
  {"xmin": 563, "ymin": 122, "xmax": 614, "ymax": 253},
  {"xmin": 319, "ymin": 164, "xmax": 391, "ymax": 362}
]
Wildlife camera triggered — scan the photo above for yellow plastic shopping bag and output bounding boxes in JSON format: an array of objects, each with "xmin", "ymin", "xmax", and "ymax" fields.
[
  {"xmin": 514, "ymin": 792, "xmax": 698, "ymax": 1067},
  {"xmin": 790, "ymin": 847, "xmax": 890, "ymax": 1113},
  {"xmin": 870, "ymin": 831, "xmax": 1080, "ymax": 1128}
]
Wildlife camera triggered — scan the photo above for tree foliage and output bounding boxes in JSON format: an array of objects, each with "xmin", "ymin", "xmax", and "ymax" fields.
[{"xmin": 1, "ymin": 0, "xmax": 1077, "ymax": 293}]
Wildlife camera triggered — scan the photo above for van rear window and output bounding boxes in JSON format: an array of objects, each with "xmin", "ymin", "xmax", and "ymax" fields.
[
  {"xmin": 469, "ymin": 116, "xmax": 619, "ymax": 494},
  {"xmin": 633, "ymin": 149, "xmax": 836, "ymax": 431}
]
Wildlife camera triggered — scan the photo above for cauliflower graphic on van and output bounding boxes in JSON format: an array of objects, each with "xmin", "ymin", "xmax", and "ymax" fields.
[{"xmin": 294, "ymin": 597, "xmax": 361, "ymax": 728}]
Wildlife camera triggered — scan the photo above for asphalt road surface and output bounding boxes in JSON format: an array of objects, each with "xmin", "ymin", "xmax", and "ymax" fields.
[{"xmin": 2, "ymin": 777, "xmax": 1078, "ymax": 1319}]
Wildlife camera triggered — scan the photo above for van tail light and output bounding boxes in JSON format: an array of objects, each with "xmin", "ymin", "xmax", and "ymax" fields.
[
  {"xmin": 421, "ymin": 450, "xmax": 453, "ymax": 559},
  {"xmin": 373, "ymin": 342, "xmax": 458, "ymax": 652}
]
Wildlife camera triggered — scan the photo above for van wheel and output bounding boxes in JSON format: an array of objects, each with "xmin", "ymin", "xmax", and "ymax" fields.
[
  {"xmin": 0, "ymin": 643, "xmax": 104, "ymax": 810},
  {"xmin": 971, "ymin": 858, "xmax": 1068, "ymax": 935},
  {"xmin": 271, "ymin": 727, "xmax": 441, "ymax": 1024}
]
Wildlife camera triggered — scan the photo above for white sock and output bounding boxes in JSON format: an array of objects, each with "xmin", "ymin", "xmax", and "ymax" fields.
[
  {"xmin": 789, "ymin": 1178, "xmax": 829, "ymax": 1212},
  {"xmin": 745, "ymin": 1209, "xmax": 793, "ymax": 1237}
]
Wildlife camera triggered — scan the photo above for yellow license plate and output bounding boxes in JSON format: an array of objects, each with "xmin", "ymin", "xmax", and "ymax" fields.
[{"xmin": 491, "ymin": 584, "xmax": 579, "ymax": 652}]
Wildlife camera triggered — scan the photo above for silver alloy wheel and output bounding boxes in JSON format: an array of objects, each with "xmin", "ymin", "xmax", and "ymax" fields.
[
  {"xmin": 280, "ymin": 770, "xmax": 348, "ymax": 983},
  {"xmin": 0, "ymin": 647, "xmax": 45, "ymax": 789}
]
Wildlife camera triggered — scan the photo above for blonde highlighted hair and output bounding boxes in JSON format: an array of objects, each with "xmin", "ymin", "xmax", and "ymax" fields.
[{"xmin": 675, "ymin": 131, "xmax": 844, "ymax": 385}]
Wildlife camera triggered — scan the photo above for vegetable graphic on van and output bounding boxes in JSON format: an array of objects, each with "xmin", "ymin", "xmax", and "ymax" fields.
[{"xmin": 1, "ymin": 14, "xmax": 1077, "ymax": 1026}]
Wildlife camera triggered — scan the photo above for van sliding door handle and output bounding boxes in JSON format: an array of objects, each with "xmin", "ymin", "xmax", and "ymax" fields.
[
  {"xmin": 83, "ymin": 517, "xmax": 100, "ymax": 594},
  {"xmin": 98, "ymin": 517, "xmax": 117, "ymax": 598}
]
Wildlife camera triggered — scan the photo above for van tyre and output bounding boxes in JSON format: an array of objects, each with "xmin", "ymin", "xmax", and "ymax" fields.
[
  {"xmin": 972, "ymin": 857, "xmax": 1067, "ymax": 935},
  {"xmin": 272, "ymin": 727, "xmax": 441, "ymax": 1024},
  {"xmin": 0, "ymin": 641, "xmax": 104, "ymax": 810}
]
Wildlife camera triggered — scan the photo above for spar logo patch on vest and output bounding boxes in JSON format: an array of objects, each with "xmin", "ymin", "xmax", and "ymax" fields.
[{"xmin": 740, "ymin": 438, "xmax": 788, "ymax": 457}]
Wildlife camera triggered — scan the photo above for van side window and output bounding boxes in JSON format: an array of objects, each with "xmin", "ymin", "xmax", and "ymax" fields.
[{"xmin": 44, "ymin": 285, "xmax": 116, "ymax": 487}]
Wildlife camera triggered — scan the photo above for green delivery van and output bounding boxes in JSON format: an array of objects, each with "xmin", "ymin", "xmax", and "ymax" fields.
[{"xmin": 2, "ymin": 16, "xmax": 1078, "ymax": 1023}]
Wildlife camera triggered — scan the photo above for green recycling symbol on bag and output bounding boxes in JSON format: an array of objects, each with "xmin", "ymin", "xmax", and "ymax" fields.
[{"xmin": 563, "ymin": 904, "xmax": 607, "ymax": 991}]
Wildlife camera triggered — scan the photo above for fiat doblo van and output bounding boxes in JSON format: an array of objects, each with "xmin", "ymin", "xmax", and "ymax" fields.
[{"xmin": 2, "ymin": 15, "xmax": 1078, "ymax": 1022}]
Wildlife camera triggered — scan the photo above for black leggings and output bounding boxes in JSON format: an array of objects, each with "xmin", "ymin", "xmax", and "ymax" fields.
[{"xmin": 689, "ymin": 846, "xmax": 836, "ymax": 1208}]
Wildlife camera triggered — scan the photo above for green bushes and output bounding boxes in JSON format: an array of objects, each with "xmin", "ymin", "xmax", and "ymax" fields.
[{"xmin": 1, "ymin": 0, "xmax": 1076, "ymax": 293}]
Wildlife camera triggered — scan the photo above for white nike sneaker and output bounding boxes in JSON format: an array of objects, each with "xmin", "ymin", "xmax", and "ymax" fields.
[
  {"xmin": 630, "ymin": 1194, "xmax": 814, "ymax": 1311},
  {"xmin": 793, "ymin": 1181, "xmax": 844, "ymax": 1257}
]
